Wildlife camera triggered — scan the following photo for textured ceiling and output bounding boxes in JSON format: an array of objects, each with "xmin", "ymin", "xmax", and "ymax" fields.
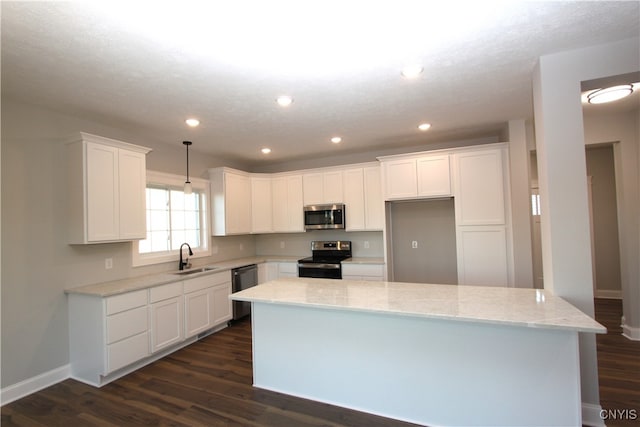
[{"xmin": 1, "ymin": 1, "xmax": 639, "ymax": 167}]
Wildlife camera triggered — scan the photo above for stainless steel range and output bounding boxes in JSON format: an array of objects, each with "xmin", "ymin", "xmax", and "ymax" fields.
[{"xmin": 297, "ymin": 240, "xmax": 352, "ymax": 279}]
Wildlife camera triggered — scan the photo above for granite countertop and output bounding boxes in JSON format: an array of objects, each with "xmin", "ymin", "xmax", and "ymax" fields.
[
  {"xmin": 230, "ymin": 277, "xmax": 606, "ymax": 334},
  {"xmin": 342, "ymin": 257, "xmax": 384, "ymax": 264},
  {"xmin": 64, "ymin": 256, "xmax": 386, "ymax": 297}
]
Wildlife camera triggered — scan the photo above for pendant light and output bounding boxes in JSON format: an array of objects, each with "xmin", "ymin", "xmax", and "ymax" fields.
[{"xmin": 183, "ymin": 141, "xmax": 193, "ymax": 195}]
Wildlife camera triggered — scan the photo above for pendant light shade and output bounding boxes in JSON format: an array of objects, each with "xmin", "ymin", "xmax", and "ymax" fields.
[{"xmin": 183, "ymin": 141, "xmax": 193, "ymax": 195}]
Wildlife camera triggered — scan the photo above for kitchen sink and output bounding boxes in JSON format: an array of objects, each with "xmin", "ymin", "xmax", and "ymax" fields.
[{"xmin": 173, "ymin": 266, "xmax": 219, "ymax": 275}]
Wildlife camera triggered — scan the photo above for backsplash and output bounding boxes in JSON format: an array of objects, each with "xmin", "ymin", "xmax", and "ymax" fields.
[{"xmin": 255, "ymin": 230, "xmax": 384, "ymax": 258}]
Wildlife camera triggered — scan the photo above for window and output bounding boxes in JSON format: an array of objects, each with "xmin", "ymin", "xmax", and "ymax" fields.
[
  {"xmin": 531, "ymin": 192, "xmax": 541, "ymax": 216},
  {"xmin": 133, "ymin": 171, "xmax": 210, "ymax": 267}
]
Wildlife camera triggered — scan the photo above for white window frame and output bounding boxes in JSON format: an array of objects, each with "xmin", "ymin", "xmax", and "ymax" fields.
[{"xmin": 132, "ymin": 170, "xmax": 211, "ymax": 267}]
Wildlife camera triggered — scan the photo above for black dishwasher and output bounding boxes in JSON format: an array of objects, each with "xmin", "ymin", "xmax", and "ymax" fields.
[{"xmin": 231, "ymin": 264, "xmax": 258, "ymax": 320}]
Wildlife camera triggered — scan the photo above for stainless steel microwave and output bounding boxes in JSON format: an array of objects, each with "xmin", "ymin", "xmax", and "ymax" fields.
[{"xmin": 303, "ymin": 204, "xmax": 345, "ymax": 230}]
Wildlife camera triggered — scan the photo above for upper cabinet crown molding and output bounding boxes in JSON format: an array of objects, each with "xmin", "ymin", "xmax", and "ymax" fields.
[
  {"xmin": 67, "ymin": 132, "xmax": 152, "ymax": 155},
  {"xmin": 67, "ymin": 132, "xmax": 151, "ymax": 244}
]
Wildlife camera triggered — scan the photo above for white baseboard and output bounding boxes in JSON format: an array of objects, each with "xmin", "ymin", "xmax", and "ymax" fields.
[
  {"xmin": 594, "ymin": 289, "xmax": 622, "ymax": 299},
  {"xmin": 1, "ymin": 365, "xmax": 70, "ymax": 406},
  {"xmin": 582, "ymin": 402, "xmax": 606, "ymax": 427},
  {"xmin": 622, "ymin": 323, "xmax": 640, "ymax": 341}
]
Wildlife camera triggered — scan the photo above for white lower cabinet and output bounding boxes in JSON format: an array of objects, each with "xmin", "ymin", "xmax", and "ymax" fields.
[
  {"xmin": 68, "ymin": 270, "xmax": 233, "ymax": 387},
  {"xmin": 342, "ymin": 264, "xmax": 385, "ymax": 281},
  {"xmin": 456, "ymin": 226, "xmax": 509, "ymax": 286},
  {"xmin": 259, "ymin": 262, "xmax": 280, "ymax": 283},
  {"xmin": 104, "ymin": 290, "xmax": 149, "ymax": 373},
  {"xmin": 278, "ymin": 262, "xmax": 298, "ymax": 278},
  {"xmin": 149, "ymin": 283, "xmax": 184, "ymax": 353},
  {"xmin": 183, "ymin": 271, "xmax": 232, "ymax": 338}
]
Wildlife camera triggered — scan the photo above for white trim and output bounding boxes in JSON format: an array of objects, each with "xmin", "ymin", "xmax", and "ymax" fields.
[
  {"xmin": 594, "ymin": 289, "xmax": 623, "ymax": 299},
  {"xmin": 622, "ymin": 323, "xmax": 640, "ymax": 341},
  {"xmin": 1, "ymin": 365, "xmax": 70, "ymax": 406},
  {"xmin": 582, "ymin": 402, "xmax": 606, "ymax": 427}
]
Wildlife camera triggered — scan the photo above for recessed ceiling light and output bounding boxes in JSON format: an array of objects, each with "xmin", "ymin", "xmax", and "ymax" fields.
[
  {"xmin": 261, "ymin": 148, "xmax": 272, "ymax": 154},
  {"xmin": 276, "ymin": 95, "xmax": 293, "ymax": 107},
  {"xmin": 185, "ymin": 118, "xmax": 200, "ymax": 127},
  {"xmin": 331, "ymin": 136, "xmax": 342, "ymax": 144},
  {"xmin": 401, "ymin": 65, "xmax": 423, "ymax": 79},
  {"xmin": 418, "ymin": 123, "xmax": 431, "ymax": 131},
  {"xmin": 587, "ymin": 84, "xmax": 634, "ymax": 104}
]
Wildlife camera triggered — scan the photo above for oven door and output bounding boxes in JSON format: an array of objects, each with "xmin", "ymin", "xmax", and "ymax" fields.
[{"xmin": 297, "ymin": 262, "xmax": 342, "ymax": 279}]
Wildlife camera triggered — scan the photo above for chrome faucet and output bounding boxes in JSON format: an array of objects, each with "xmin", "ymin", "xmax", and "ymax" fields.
[{"xmin": 179, "ymin": 243, "xmax": 193, "ymax": 270}]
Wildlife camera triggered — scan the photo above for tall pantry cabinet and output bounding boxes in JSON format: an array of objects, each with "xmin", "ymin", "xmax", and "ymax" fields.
[{"xmin": 67, "ymin": 132, "xmax": 151, "ymax": 244}]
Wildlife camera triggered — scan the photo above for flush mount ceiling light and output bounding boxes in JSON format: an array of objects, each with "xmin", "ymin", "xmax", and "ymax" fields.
[
  {"xmin": 276, "ymin": 95, "xmax": 293, "ymax": 107},
  {"xmin": 182, "ymin": 141, "xmax": 193, "ymax": 195},
  {"xmin": 261, "ymin": 148, "xmax": 272, "ymax": 154},
  {"xmin": 185, "ymin": 118, "xmax": 200, "ymax": 127},
  {"xmin": 331, "ymin": 136, "xmax": 342, "ymax": 144},
  {"xmin": 401, "ymin": 65, "xmax": 423, "ymax": 79},
  {"xmin": 587, "ymin": 84, "xmax": 634, "ymax": 104},
  {"xmin": 418, "ymin": 123, "xmax": 432, "ymax": 131}
]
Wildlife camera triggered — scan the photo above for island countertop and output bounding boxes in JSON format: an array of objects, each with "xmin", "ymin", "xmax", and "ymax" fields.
[{"xmin": 231, "ymin": 277, "xmax": 605, "ymax": 333}]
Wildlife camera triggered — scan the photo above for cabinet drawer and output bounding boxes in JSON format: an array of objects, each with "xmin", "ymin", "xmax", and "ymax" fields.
[
  {"xmin": 106, "ymin": 306, "xmax": 148, "ymax": 344},
  {"xmin": 149, "ymin": 282, "xmax": 183, "ymax": 303},
  {"xmin": 106, "ymin": 331, "xmax": 149, "ymax": 373},
  {"xmin": 183, "ymin": 271, "xmax": 229, "ymax": 294},
  {"xmin": 342, "ymin": 264, "xmax": 384, "ymax": 277},
  {"xmin": 105, "ymin": 290, "xmax": 147, "ymax": 315}
]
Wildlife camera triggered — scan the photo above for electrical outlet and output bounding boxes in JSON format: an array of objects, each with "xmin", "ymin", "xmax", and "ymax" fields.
[
  {"xmin": 280, "ymin": 241, "xmax": 285, "ymax": 249},
  {"xmin": 411, "ymin": 240, "xmax": 418, "ymax": 249},
  {"xmin": 105, "ymin": 258, "xmax": 113, "ymax": 269},
  {"xmin": 211, "ymin": 245, "xmax": 219, "ymax": 255},
  {"xmin": 239, "ymin": 243, "xmax": 244, "ymax": 251},
  {"xmin": 364, "ymin": 241, "xmax": 370, "ymax": 249}
]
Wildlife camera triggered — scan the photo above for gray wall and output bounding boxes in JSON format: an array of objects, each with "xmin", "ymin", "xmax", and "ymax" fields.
[
  {"xmin": 388, "ymin": 199, "xmax": 458, "ymax": 284},
  {"xmin": 586, "ymin": 145, "xmax": 622, "ymax": 294},
  {"xmin": 255, "ymin": 231, "xmax": 384, "ymax": 258}
]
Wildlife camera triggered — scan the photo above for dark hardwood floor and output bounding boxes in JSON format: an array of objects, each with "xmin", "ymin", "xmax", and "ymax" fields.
[
  {"xmin": 594, "ymin": 298, "xmax": 640, "ymax": 427},
  {"xmin": 1, "ymin": 318, "xmax": 420, "ymax": 427},
  {"xmin": 2, "ymin": 298, "xmax": 639, "ymax": 426}
]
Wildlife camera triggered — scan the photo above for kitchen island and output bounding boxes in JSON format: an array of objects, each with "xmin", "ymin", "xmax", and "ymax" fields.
[{"xmin": 231, "ymin": 277, "xmax": 605, "ymax": 427}]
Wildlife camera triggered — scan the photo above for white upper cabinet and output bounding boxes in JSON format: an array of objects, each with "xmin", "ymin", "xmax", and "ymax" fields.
[
  {"xmin": 363, "ymin": 166, "xmax": 384, "ymax": 230},
  {"xmin": 343, "ymin": 164, "xmax": 383, "ymax": 231},
  {"xmin": 209, "ymin": 168, "xmax": 252, "ymax": 236},
  {"xmin": 250, "ymin": 175, "xmax": 273, "ymax": 234},
  {"xmin": 272, "ymin": 174, "xmax": 304, "ymax": 233},
  {"xmin": 67, "ymin": 132, "xmax": 151, "ymax": 244},
  {"xmin": 416, "ymin": 155, "xmax": 451, "ymax": 197},
  {"xmin": 453, "ymin": 148, "xmax": 506, "ymax": 225},
  {"xmin": 303, "ymin": 170, "xmax": 344, "ymax": 205},
  {"xmin": 380, "ymin": 154, "xmax": 451, "ymax": 200},
  {"xmin": 381, "ymin": 158, "xmax": 417, "ymax": 200},
  {"xmin": 118, "ymin": 149, "xmax": 148, "ymax": 239}
]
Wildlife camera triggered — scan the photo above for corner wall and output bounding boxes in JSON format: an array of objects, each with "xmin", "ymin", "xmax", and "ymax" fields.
[{"xmin": 533, "ymin": 37, "xmax": 639, "ymax": 425}]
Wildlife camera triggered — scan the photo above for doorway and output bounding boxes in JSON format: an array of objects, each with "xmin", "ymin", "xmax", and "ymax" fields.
[{"xmin": 529, "ymin": 146, "xmax": 623, "ymax": 297}]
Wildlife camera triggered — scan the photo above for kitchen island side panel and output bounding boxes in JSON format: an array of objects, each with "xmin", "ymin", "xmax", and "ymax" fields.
[{"xmin": 251, "ymin": 302, "xmax": 581, "ymax": 427}]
